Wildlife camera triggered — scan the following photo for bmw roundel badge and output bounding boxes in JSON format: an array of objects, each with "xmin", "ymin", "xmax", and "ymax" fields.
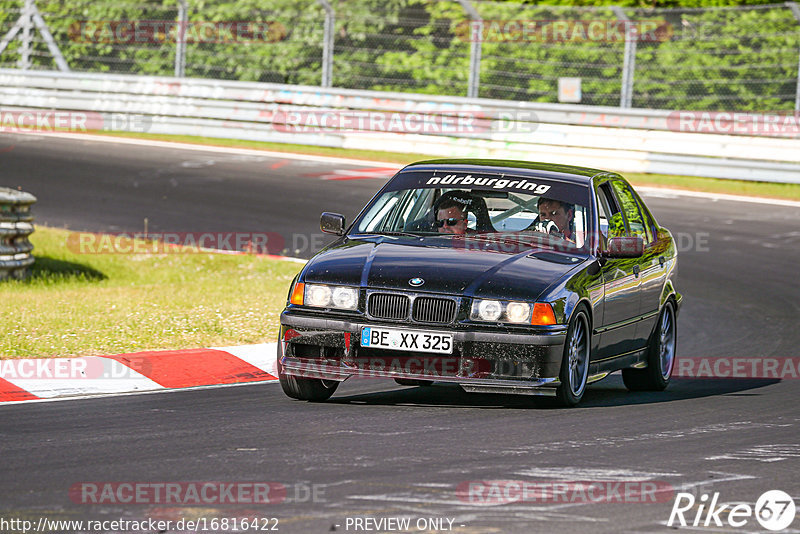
[{"xmin": 409, "ymin": 277, "xmax": 424, "ymax": 287}]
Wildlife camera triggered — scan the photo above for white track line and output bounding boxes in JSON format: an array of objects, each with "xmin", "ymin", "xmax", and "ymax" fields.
[
  {"xmin": 637, "ymin": 186, "xmax": 800, "ymax": 208},
  {"xmin": 0, "ymin": 379, "xmax": 279, "ymax": 406},
  {"xmin": 6, "ymin": 131, "xmax": 404, "ymax": 168}
]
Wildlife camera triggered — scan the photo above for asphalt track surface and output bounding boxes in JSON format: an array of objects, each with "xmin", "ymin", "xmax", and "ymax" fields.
[{"xmin": 1, "ymin": 133, "xmax": 799, "ymax": 533}]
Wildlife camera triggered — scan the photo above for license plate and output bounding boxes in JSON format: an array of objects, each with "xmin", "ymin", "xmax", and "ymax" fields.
[{"xmin": 360, "ymin": 326, "xmax": 453, "ymax": 354}]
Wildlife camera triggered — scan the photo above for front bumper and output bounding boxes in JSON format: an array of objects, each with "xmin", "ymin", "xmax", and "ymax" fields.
[{"xmin": 279, "ymin": 311, "xmax": 567, "ymax": 396}]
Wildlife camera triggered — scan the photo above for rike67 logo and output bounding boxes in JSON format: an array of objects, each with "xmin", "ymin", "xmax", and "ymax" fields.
[{"xmin": 668, "ymin": 490, "xmax": 796, "ymax": 531}]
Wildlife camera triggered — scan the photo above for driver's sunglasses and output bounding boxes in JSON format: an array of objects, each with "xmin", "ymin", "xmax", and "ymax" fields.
[{"xmin": 435, "ymin": 217, "xmax": 466, "ymax": 227}]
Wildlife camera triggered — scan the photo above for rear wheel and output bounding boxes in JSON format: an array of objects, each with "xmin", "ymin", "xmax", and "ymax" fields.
[
  {"xmin": 394, "ymin": 378, "xmax": 434, "ymax": 387},
  {"xmin": 555, "ymin": 309, "xmax": 590, "ymax": 407},
  {"xmin": 622, "ymin": 300, "xmax": 677, "ymax": 391}
]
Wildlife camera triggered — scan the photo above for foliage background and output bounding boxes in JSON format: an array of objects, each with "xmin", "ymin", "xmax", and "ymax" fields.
[{"xmin": 0, "ymin": 0, "xmax": 798, "ymax": 110}]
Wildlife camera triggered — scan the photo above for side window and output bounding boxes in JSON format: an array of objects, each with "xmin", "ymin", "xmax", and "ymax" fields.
[
  {"xmin": 637, "ymin": 201, "xmax": 656, "ymax": 243},
  {"xmin": 632, "ymin": 189, "xmax": 659, "ymax": 242},
  {"xmin": 608, "ymin": 213, "xmax": 626, "ymax": 239},
  {"xmin": 610, "ymin": 180, "xmax": 649, "ymax": 244},
  {"xmin": 596, "ymin": 192, "xmax": 609, "ymax": 241},
  {"xmin": 597, "ymin": 181, "xmax": 626, "ymax": 240}
]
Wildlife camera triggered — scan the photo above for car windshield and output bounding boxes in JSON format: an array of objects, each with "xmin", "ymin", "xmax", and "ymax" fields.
[{"xmin": 352, "ymin": 170, "xmax": 592, "ymax": 252}]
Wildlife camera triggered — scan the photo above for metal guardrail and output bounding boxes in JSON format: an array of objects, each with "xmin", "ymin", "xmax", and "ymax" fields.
[
  {"xmin": 1, "ymin": 69, "xmax": 800, "ymax": 183},
  {"xmin": 0, "ymin": 187, "xmax": 35, "ymax": 280}
]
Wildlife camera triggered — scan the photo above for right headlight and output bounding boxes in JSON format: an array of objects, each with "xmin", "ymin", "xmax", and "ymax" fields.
[{"xmin": 471, "ymin": 299, "xmax": 555, "ymax": 325}]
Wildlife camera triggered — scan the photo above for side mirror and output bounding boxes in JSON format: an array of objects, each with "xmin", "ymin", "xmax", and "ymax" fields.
[
  {"xmin": 604, "ymin": 236, "xmax": 644, "ymax": 258},
  {"xmin": 320, "ymin": 212, "xmax": 345, "ymax": 236}
]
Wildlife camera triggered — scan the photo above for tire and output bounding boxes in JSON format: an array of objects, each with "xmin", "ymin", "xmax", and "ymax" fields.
[
  {"xmin": 555, "ymin": 309, "xmax": 591, "ymax": 407},
  {"xmin": 279, "ymin": 372, "xmax": 339, "ymax": 402},
  {"xmin": 622, "ymin": 300, "xmax": 677, "ymax": 392},
  {"xmin": 277, "ymin": 348, "xmax": 339, "ymax": 402},
  {"xmin": 394, "ymin": 378, "xmax": 434, "ymax": 387}
]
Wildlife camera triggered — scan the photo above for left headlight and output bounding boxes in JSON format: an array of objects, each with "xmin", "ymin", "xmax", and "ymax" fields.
[{"xmin": 299, "ymin": 283, "xmax": 359, "ymax": 310}]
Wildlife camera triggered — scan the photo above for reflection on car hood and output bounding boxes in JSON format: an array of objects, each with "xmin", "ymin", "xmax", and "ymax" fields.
[{"xmin": 303, "ymin": 237, "xmax": 585, "ymax": 301}]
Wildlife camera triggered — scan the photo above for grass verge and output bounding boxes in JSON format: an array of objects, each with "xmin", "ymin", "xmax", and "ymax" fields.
[
  {"xmin": 98, "ymin": 131, "xmax": 800, "ymax": 201},
  {"xmin": 0, "ymin": 226, "xmax": 302, "ymax": 358}
]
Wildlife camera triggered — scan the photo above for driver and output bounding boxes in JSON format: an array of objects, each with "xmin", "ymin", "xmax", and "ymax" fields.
[
  {"xmin": 433, "ymin": 191, "xmax": 476, "ymax": 235},
  {"xmin": 436, "ymin": 197, "xmax": 469, "ymax": 235},
  {"xmin": 537, "ymin": 197, "xmax": 574, "ymax": 241}
]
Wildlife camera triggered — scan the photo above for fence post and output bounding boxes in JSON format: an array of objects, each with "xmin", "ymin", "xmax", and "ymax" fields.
[
  {"xmin": 316, "ymin": 0, "xmax": 334, "ymax": 87},
  {"xmin": 174, "ymin": 0, "xmax": 188, "ymax": 77},
  {"xmin": 456, "ymin": 0, "xmax": 482, "ymax": 99},
  {"xmin": 787, "ymin": 2, "xmax": 800, "ymax": 112},
  {"xmin": 1, "ymin": 0, "xmax": 70, "ymax": 71},
  {"xmin": 31, "ymin": 6, "xmax": 70, "ymax": 71},
  {"xmin": 612, "ymin": 6, "xmax": 636, "ymax": 109}
]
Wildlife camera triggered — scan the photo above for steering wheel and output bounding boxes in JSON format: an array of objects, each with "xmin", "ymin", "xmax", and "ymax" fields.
[{"xmin": 530, "ymin": 218, "xmax": 561, "ymax": 236}]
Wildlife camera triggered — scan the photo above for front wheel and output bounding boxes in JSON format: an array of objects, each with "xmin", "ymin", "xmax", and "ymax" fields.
[
  {"xmin": 277, "ymin": 353, "xmax": 339, "ymax": 402},
  {"xmin": 555, "ymin": 309, "xmax": 590, "ymax": 407},
  {"xmin": 622, "ymin": 300, "xmax": 677, "ymax": 391},
  {"xmin": 279, "ymin": 371, "xmax": 339, "ymax": 402}
]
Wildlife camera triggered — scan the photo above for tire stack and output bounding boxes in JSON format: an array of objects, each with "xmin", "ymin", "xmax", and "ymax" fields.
[{"xmin": 0, "ymin": 187, "xmax": 36, "ymax": 280}]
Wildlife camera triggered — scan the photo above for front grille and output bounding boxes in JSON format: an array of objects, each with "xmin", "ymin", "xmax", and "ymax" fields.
[
  {"xmin": 412, "ymin": 297, "xmax": 457, "ymax": 324},
  {"xmin": 368, "ymin": 293, "xmax": 410, "ymax": 320}
]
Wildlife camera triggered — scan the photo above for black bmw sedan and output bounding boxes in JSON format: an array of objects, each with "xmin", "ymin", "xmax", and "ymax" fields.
[{"xmin": 277, "ymin": 159, "xmax": 681, "ymax": 407}]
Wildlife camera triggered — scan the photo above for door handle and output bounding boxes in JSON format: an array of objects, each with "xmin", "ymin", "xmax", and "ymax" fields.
[
  {"xmin": 633, "ymin": 264, "xmax": 640, "ymax": 277},
  {"xmin": 659, "ymin": 256, "xmax": 665, "ymax": 268}
]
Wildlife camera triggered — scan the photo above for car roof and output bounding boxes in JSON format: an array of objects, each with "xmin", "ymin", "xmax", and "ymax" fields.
[{"xmin": 401, "ymin": 159, "xmax": 612, "ymax": 185}]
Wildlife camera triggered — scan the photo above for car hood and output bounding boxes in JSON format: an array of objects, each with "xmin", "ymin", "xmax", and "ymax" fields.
[{"xmin": 303, "ymin": 237, "xmax": 585, "ymax": 301}]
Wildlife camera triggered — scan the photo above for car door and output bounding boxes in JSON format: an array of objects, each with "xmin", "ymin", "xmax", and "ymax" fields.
[
  {"xmin": 612, "ymin": 180, "xmax": 668, "ymax": 344},
  {"xmin": 594, "ymin": 179, "xmax": 642, "ymax": 360},
  {"xmin": 609, "ymin": 178, "xmax": 664, "ymax": 348}
]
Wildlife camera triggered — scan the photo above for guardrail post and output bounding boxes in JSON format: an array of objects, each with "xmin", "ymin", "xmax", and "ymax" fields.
[
  {"xmin": 174, "ymin": 0, "xmax": 188, "ymax": 78},
  {"xmin": 787, "ymin": 2, "xmax": 800, "ymax": 112},
  {"xmin": 612, "ymin": 6, "xmax": 636, "ymax": 109},
  {"xmin": 316, "ymin": 0, "xmax": 334, "ymax": 87},
  {"xmin": 0, "ymin": 187, "xmax": 36, "ymax": 281},
  {"xmin": 456, "ymin": 0, "xmax": 482, "ymax": 98}
]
